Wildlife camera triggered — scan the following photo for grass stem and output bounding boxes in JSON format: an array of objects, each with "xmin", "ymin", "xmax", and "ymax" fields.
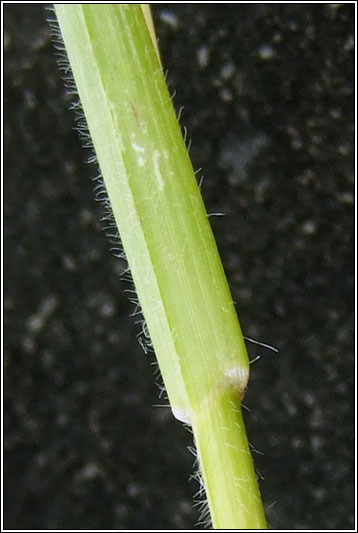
[{"xmin": 53, "ymin": 4, "xmax": 267, "ymax": 528}]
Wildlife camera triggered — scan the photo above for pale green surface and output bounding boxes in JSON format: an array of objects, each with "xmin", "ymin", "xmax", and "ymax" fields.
[
  {"xmin": 194, "ymin": 388, "xmax": 267, "ymax": 528},
  {"xmin": 54, "ymin": 4, "xmax": 266, "ymax": 528}
]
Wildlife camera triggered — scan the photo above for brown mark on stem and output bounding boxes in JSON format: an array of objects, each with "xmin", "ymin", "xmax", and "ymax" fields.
[{"xmin": 130, "ymin": 101, "xmax": 141, "ymax": 126}]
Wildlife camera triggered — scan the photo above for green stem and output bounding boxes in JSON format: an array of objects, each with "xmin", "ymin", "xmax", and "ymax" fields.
[
  {"xmin": 53, "ymin": 4, "xmax": 267, "ymax": 529},
  {"xmin": 194, "ymin": 389, "xmax": 267, "ymax": 528}
]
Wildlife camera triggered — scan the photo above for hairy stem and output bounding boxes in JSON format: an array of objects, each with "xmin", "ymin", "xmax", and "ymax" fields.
[{"xmin": 53, "ymin": 4, "xmax": 267, "ymax": 528}]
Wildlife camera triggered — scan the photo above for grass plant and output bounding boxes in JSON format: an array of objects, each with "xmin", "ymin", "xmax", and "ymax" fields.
[{"xmin": 53, "ymin": 4, "xmax": 267, "ymax": 528}]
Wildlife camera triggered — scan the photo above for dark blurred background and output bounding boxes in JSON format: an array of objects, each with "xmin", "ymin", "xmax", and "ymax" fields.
[{"xmin": 4, "ymin": 4, "xmax": 355, "ymax": 530}]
